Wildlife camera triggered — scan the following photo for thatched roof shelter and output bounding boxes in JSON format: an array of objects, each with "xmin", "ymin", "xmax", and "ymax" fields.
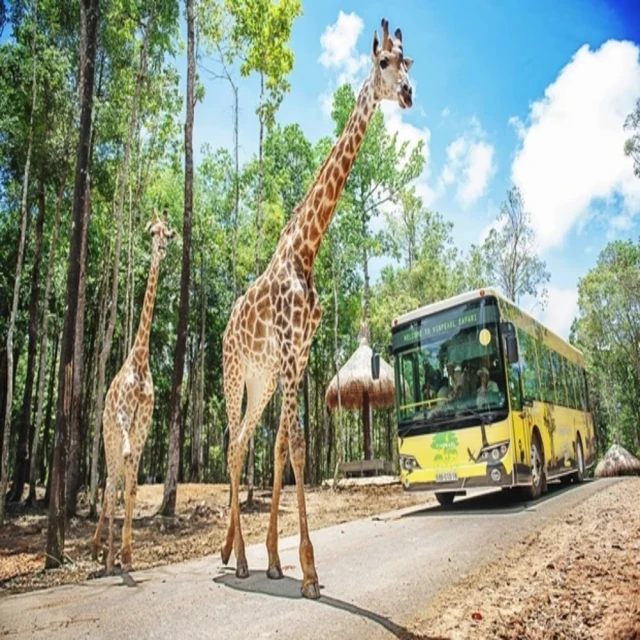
[
  {"xmin": 325, "ymin": 329, "xmax": 396, "ymax": 411},
  {"xmin": 325, "ymin": 324, "xmax": 396, "ymax": 461},
  {"xmin": 595, "ymin": 443, "xmax": 640, "ymax": 478}
]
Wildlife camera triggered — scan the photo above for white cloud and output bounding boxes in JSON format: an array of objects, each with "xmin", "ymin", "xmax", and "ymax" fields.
[
  {"xmin": 441, "ymin": 107, "xmax": 451, "ymax": 119},
  {"xmin": 439, "ymin": 117, "xmax": 496, "ymax": 207},
  {"xmin": 510, "ymin": 40, "xmax": 640, "ymax": 252},
  {"xmin": 318, "ymin": 11, "xmax": 369, "ymax": 117},
  {"xmin": 521, "ymin": 286, "xmax": 579, "ymax": 339}
]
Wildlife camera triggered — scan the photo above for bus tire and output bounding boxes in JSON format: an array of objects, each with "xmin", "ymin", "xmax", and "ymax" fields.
[
  {"xmin": 573, "ymin": 436, "xmax": 585, "ymax": 484},
  {"xmin": 435, "ymin": 492, "xmax": 455, "ymax": 508},
  {"xmin": 525, "ymin": 430, "xmax": 545, "ymax": 501}
]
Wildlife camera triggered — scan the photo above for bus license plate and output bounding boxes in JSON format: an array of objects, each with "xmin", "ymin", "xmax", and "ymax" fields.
[{"xmin": 435, "ymin": 472, "xmax": 458, "ymax": 483}]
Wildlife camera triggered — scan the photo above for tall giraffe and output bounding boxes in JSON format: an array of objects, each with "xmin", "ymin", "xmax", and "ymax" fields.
[
  {"xmin": 92, "ymin": 209, "xmax": 176, "ymax": 573},
  {"xmin": 221, "ymin": 18, "xmax": 414, "ymax": 599}
]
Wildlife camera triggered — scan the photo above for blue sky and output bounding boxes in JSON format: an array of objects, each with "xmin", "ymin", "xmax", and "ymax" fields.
[{"xmin": 187, "ymin": 0, "xmax": 640, "ymax": 339}]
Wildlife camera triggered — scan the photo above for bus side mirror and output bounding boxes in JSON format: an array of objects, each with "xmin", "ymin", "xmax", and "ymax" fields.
[
  {"xmin": 371, "ymin": 349, "xmax": 381, "ymax": 380},
  {"xmin": 501, "ymin": 322, "xmax": 519, "ymax": 364}
]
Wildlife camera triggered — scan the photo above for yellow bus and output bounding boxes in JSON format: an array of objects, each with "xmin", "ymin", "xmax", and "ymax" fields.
[{"xmin": 380, "ymin": 287, "xmax": 596, "ymax": 506}]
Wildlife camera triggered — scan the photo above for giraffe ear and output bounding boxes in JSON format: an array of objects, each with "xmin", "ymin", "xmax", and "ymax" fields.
[
  {"xmin": 162, "ymin": 209, "xmax": 169, "ymax": 223},
  {"xmin": 394, "ymin": 28, "xmax": 403, "ymax": 43},
  {"xmin": 145, "ymin": 220, "xmax": 154, "ymax": 233},
  {"xmin": 166, "ymin": 229, "xmax": 177, "ymax": 239},
  {"xmin": 404, "ymin": 57, "xmax": 414, "ymax": 71},
  {"xmin": 372, "ymin": 30, "xmax": 380, "ymax": 59}
]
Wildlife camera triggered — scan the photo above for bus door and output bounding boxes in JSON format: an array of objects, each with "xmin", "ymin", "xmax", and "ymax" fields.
[{"xmin": 504, "ymin": 324, "xmax": 536, "ymax": 486}]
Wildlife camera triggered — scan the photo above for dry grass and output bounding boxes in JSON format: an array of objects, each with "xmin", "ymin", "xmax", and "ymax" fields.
[
  {"xmin": 0, "ymin": 481, "xmax": 430, "ymax": 595},
  {"xmin": 409, "ymin": 478, "xmax": 640, "ymax": 640}
]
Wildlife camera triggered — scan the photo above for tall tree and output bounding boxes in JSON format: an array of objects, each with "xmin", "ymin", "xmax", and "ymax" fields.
[
  {"xmin": 0, "ymin": 0, "xmax": 38, "ymax": 525},
  {"xmin": 482, "ymin": 186, "xmax": 550, "ymax": 305},
  {"xmin": 160, "ymin": 0, "xmax": 195, "ymax": 517},
  {"xmin": 45, "ymin": 0, "xmax": 99, "ymax": 566}
]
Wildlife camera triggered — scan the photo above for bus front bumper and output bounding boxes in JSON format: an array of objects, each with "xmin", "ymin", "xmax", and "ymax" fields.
[{"xmin": 401, "ymin": 461, "xmax": 513, "ymax": 492}]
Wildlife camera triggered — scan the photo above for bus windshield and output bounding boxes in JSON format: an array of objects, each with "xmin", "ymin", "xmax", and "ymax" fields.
[{"xmin": 392, "ymin": 296, "xmax": 508, "ymax": 433}]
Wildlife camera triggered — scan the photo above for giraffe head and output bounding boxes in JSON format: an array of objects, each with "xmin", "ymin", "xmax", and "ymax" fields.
[
  {"xmin": 371, "ymin": 18, "xmax": 414, "ymax": 109},
  {"xmin": 145, "ymin": 209, "xmax": 176, "ymax": 260}
]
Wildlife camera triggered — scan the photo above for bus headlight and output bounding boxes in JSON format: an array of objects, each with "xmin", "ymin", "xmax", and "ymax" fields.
[
  {"xmin": 478, "ymin": 440, "xmax": 510, "ymax": 463},
  {"xmin": 400, "ymin": 455, "xmax": 421, "ymax": 471}
]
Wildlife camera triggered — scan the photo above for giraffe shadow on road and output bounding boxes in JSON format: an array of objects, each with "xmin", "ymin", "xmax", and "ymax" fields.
[{"xmin": 214, "ymin": 570, "xmax": 446, "ymax": 640}]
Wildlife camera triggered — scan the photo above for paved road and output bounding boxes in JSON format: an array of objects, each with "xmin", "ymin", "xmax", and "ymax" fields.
[{"xmin": 0, "ymin": 479, "xmax": 618, "ymax": 639}]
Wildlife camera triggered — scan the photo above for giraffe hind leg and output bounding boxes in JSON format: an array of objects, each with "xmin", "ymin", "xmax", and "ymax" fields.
[{"xmin": 222, "ymin": 371, "xmax": 277, "ymax": 578}]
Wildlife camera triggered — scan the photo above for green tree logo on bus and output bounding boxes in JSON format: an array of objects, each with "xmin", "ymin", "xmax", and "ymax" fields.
[{"xmin": 431, "ymin": 431, "xmax": 460, "ymax": 466}]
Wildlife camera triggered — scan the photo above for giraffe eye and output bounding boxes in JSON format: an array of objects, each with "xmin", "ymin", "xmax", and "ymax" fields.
[{"xmin": 379, "ymin": 58, "xmax": 389, "ymax": 70}]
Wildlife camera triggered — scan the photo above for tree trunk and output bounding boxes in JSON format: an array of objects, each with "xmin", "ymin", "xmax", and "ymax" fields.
[
  {"xmin": 332, "ymin": 253, "xmax": 344, "ymax": 489},
  {"xmin": 0, "ymin": 0, "xmax": 38, "ymax": 526},
  {"xmin": 28, "ymin": 114, "xmax": 73, "ymax": 504},
  {"xmin": 160, "ymin": 0, "xmax": 194, "ymax": 516},
  {"xmin": 191, "ymin": 258, "xmax": 206, "ymax": 482},
  {"xmin": 45, "ymin": 0, "xmax": 99, "ymax": 567},
  {"xmin": 362, "ymin": 392, "xmax": 373, "ymax": 461},
  {"xmin": 66, "ymin": 177, "xmax": 92, "ymax": 517},
  {"xmin": 9, "ymin": 162, "xmax": 46, "ymax": 503},
  {"xmin": 42, "ymin": 328, "xmax": 60, "ymax": 505},
  {"xmin": 89, "ymin": 27, "xmax": 149, "ymax": 517}
]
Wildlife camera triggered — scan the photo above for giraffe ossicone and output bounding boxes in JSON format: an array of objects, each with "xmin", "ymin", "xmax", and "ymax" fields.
[
  {"xmin": 220, "ymin": 16, "xmax": 415, "ymax": 599},
  {"xmin": 91, "ymin": 208, "xmax": 176, "ymax": 573}
]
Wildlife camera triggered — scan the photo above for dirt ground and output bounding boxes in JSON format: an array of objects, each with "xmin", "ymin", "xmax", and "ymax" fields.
[
  {"xmin": 0, "ymin": 480, "xmax": 430, "ymax": 595},
  {"xmin": 409, "ymin": 477, "xmax": 640, "ymax": 640}
]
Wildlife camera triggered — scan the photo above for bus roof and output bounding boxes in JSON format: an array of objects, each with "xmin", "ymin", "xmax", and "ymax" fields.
[{"xmin": 393, "ymin": 287, "xmax": 585, "ymax": 361}]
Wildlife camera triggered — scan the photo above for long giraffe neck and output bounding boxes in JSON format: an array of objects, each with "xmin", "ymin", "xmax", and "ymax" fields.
[
  {"xmin": 292, "ymin": 73, "xmax": 378, "ymax": 272},
  {"xmin": 133, "ymin": 253, "xmax": 160, "ymax": 360}
]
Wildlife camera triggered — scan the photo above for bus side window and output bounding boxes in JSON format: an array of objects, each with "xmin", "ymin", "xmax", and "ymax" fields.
[
  {"xmin": 517, "ymin": 328, "xmax": 539, "ymax": 402},
  {"xmin": 567, "ymin": 360, "xmax": 580, "ymax": 410},
  {"xmin": 552, "ymin": 353, "xmax": 569, "ymax": 407},
  {"xmin": 577, "ymin": 366, "xmax": 588, "ymax": 412},
  {"xmin": 539, "ymin": 344, "xmax": 557, "ymax": 405}
]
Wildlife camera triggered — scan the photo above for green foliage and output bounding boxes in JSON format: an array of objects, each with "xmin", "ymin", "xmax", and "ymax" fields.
[
  {"xmin": 573, "ymin": 239, "xmax": 640, "ymax": 454},
  {"xmin": 225, "ymin": 0, "xmax": 302, "ymax": 125}
]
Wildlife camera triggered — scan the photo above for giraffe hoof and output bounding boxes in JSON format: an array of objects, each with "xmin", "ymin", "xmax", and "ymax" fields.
[
  {"xmin": 266, "ymin": 565, "xmax": 283, "ymax": 580},
  {"xmin": 220, "ymin": 547, "xmax": 231, "ymax": 566},
  {"xmin": 235, "ymin": 559, "xmax": 249, "ymax": 579},
  {"xmin": 301, "ymin": 580, "xmax": 321, "ymax": 600}
]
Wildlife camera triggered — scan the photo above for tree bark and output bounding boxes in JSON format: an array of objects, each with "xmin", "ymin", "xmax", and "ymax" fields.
[
  {"xmin": 89, "ymin": 25, "xmax": 149, "ymax": 517},
  {"xmin": 160, "ymin": 0, "xmax": 194, "ymax": 516},
  {"xmin": 66, "ymin": 177, "xmax": 91, "ymax": 516},
  {"xmin": 45, "ymin": 0, "xmax": 99, "ymax": 567},
  {"xmin": 9, "ymin": 161, "xmax": 46, "ymax": 503},
  {"xmin": 362, "ymin": 391, "xmax": 373, "ymax": 461},
  {"xmin": 42, "ymin": 328, "xmax": 60, "ymax": 505},
  {"xmin": 28, "ymin": 114, "xmax": 73, "ymax": 504},
  {"xmin": 0, "ymin": 0, "xmax": 39, "ymax": 526}
]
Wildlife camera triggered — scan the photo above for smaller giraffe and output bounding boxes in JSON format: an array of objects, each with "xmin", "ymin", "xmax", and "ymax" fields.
[{"xmin": 92, "ymin": 209, "xmax": 176, "ymax": 573}]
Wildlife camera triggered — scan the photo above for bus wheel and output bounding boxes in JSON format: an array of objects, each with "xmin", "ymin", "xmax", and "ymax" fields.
[
  {"xmin": 573, "ymin": 436, "xmax": 585, "ymax": 484},
  {"xmin": 435, "ymin": 492, "xmax": 455, "ymax": 508},
  {"xmin": 525, "ymin": 432, "xmax": 545, "ymax": 501}
]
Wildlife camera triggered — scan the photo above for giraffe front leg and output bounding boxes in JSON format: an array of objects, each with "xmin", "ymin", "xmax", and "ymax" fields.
[
  {"xmin": 266, "ymin": 422, "xmax": 289, "ymax": 579},
  {"xmin": 121, "ymin": 460, "xmax": 138, "ymax": 571},
  {"xmin": 282, "ymin": 377, "xmax": 320, "ymax": 599},
  {"xmin": 91, "ymin": 487, "xmax": 107, "ymax": 562},
  {"xmin": 105, "ymin": 476, "xmax": 117, "ymax": 574}
]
